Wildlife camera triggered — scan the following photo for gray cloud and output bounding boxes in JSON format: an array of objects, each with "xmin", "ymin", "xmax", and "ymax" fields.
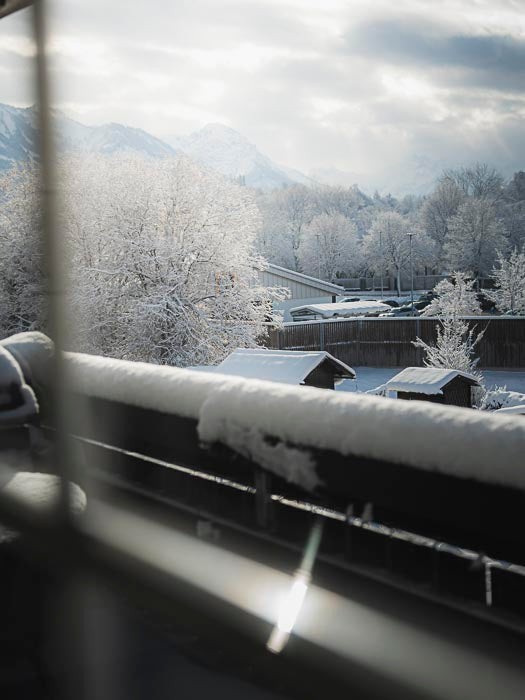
[
  {"xmin": 1, "ymin": 1, "xmax": 524, "ymax": 193},
  {"xmin": 345, "ymin": 19, "xmax": 525, "ymax": 92},
  {"xmin": 347, "ymin": 19, "xmax": 525, "ymax": 69}
]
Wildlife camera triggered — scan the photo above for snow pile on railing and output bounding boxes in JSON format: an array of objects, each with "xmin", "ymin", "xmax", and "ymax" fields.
[
  {"xmin": 0, "ymin": 345, "xmax": 38, "ymax": 424},
  {"xmin": 62, "ymin": 351, "xmax": 525, "ymax": 493},
  {"xmin": 3, "ymin": 333, "xmax": 524, "ymax": 494}
]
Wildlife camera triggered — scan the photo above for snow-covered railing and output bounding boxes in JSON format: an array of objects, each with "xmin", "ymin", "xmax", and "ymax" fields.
[{"xmin": 5, "ymin": 333, "xmax": 524, "ymax": 564}]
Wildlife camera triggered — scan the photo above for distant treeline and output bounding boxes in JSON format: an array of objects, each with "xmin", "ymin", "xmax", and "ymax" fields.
[{"xmin": 255, "ymin": 164, "xmax": 525, "ymax": 292}]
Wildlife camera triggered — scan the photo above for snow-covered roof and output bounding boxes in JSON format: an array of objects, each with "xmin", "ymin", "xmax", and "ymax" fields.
[
  {"xmin": 265, "ymin": 264, "xmax": 344, "ymax": 295},
  {"xmin": 192, "ymin": 348, "xmax": 355, "ymax": 384},
  {"xmin": 376, "ymin": 367, "xmax": 481, "ymax": 396},
  {"xmin": 290, "ymin": 301, "xmax": 392, "ymax": 319},
  {"xmin": 495, "ymin": 405, "xmax": 525, "ymax": 416}
]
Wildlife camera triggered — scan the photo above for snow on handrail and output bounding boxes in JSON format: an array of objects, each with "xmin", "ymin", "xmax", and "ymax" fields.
[
  {"xmin": 3, "ymin": 332, "xmax": 524, "ymax": 496},
  {"xmin": 63, "ymin": 351, "xmax": 525, "ymax": 494}
]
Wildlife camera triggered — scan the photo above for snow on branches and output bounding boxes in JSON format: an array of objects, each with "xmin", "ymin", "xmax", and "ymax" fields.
[
  {"xmin": 414, "ymin": 272, "xmax": 485, "ymax": 389},
  {"xmin": 422, "ymin": 272, "xmax": 481, "ymax": 317},
  {"xmin": 1, "ymin": 154, "xmax": 284, "ymax": 366},
  {"xmin": 485, "ymin": 250, "xmax": 525, "ymax": 315},
  {"xmin": 0, "ymin": 163, "xmax": 47, "ymax": 336},
  {"xmin": 413, "ymin": 317, "xmax": 484, "ymax": 383}
]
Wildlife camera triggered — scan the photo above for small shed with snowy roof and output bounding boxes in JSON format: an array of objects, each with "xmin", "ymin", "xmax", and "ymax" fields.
[
  {"xmin": 375, "ymin": 367, "xmax": 481, "ymax": 408},
  {"xmin": 193, "ymin": 348, "xmax": 355, "ymax": 390}
]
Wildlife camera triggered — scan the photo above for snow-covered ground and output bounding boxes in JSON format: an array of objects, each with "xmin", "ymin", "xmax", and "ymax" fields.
[{"xmin": 337, "ymin": 368, "xmax": 525, "ymax": 394}]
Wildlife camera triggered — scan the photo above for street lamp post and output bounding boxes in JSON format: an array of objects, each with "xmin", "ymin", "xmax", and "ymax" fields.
[
  {"xmin": 379, "ymin": 229, "xmax": 384, "ymax": 299},
  {"xmin": 407, "ymin": 232, "xmax": 415, "ymax": 314}
]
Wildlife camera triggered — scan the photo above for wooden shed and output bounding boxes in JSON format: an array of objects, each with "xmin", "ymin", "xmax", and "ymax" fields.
[
  {"xmin": 376, "ymin": 367, "xmax": 481, "ymax": 408},
  {"xmin": 191, "ymin": 348, "xmax": 355, "ymax": 390}
]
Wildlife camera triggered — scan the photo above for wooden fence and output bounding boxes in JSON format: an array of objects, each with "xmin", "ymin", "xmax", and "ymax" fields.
[{"xmin": 268, "ymin": 317, "xmax": 525, "ymax": 368}]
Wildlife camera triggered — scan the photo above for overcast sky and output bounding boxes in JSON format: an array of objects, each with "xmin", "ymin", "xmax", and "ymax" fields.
[{"xmin": 1, "ymin": 0, "xmax": 524, "ymax": 189}]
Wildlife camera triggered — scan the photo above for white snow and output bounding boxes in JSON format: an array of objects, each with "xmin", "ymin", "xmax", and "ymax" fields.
[
  {"xmin": 192, "ymin": 348, "xmax": 355, "ymax": 385},
  {"xmin": 483, "ymin": 388, "xmax": 525, "ymax": 411},
  {"xmin": 1, "ymin": 331, "xmax": 54, "ymax": 392},
  {"xmin": 63, "ymin": 351, "xmax": 525, "ymax": 493},
  {"xmin": 0, "ymin": 346, "xmax": 38, "ymax": 423},
  {"xmin": 495, "ymin": 405, "xmax": 525, "ymax": 416},
  {"xmin": 0, "ymin": 110, "xmax": 15, "ymax": 138},
  {"xmin": 290, "ymin": 301, "xmax": 392, "ymax": 319},
  {"xmin": 374, "ymin": 367, "xmax": 480, "ymax": 396},
  {"xmin": 337, "ymin": 368, "xmax": 525, "ymax": 395}
]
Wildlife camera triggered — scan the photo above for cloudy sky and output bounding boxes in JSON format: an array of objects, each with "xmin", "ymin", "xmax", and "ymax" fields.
[{"xmin": 1, "ymin": 0, "xmax": 524, "ymax": 190}]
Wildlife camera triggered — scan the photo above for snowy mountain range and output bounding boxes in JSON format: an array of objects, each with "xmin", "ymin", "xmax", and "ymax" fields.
[
  {"xmin": 0, "ymin": 103, "xmax": 304, "ymax": 190},
  {"xmin": 0, "ymin": 103, "xmax": 176, "ymax": 170},
  {"xmin": 0, "ymin": 102, "xmax": 445, "ymax": 195}
]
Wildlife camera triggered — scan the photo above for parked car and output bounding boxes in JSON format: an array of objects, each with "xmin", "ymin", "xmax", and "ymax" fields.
[{"xmin": 478, "ymin": 293, "xmax": 497, "ymax": 312}]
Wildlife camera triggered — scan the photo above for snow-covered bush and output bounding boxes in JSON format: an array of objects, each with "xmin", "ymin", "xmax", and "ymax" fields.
[
  {"xmin": 422, "ymin": 272, "xmax": 481, "ymax": 317},
  {"xmin": 481, "ymin": 386, "xmax": 525, "ymax": 411},
  {"xmin": 413, "ymin": 316, "xmax": 484, "ymax": 383},
  {"xmin": 484, "ymin": 250, "xmax": 525, "ymax": 315}
]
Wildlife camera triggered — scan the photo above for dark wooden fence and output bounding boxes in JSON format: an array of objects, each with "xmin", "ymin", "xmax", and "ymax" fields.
[{"xmin": 268, "ymin": 317, "xmax": 525, "ymax": 368}]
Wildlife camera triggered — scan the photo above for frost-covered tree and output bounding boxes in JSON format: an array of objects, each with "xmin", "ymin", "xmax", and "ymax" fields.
[
  {"xmin": 0, "ymin": 163, "xmax": 47, "ymax": 337},
  {"xmin": 413, "ymin": 317, "xmax": 484, "ymax": 382},
  {"xmin": 444, "ymin": 163, "xmax": 504, "ymax": 202},
  {"xmin": 66, "ymin": 154, "xmax": 286, "ymax": 365},
  {"xmin": 255, "ymin": 192, "xmax": 296, "ymax": 269},
  {"xmin": 361, "ymin": 212, "xmax": 433, "ymax": 295},
  {"xmin": 444, "ymin": 198, "xmax": 506, "ymax": 280},
  {"xmin": 255, "ymin": 185, "xmax": 315, "ymax": 270},
  {"xmin": 298, "ymin": 213, "xmax": 360, "ymax": 281},
  {"xmin": 420, "ymin": 177, "xmax": 464, "ymax": 266},
  {"xmin": 485, "ymin": 250, "xmax": 525, "ymax": 315},
  {"xmin": 422, "ymin": 272, "xmax": 481, "ymax": 317},
  {"xmin": 2, "ymin": 155, "xmax": 284, "ymax": 366}
]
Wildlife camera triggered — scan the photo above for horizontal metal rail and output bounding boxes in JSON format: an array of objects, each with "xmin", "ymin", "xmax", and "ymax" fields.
[
  {"xmin": 49, "ymin": 392, "xmax": 525, "ymax": 567},
  {"xmin": 63, "ymin": 429, "xmax": 525, "ymax": 631}
]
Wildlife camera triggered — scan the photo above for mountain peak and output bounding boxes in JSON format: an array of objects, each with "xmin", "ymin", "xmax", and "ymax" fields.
[{"xmin": 165, "ymin": 123, "xmax": 295, "ymax": 189}]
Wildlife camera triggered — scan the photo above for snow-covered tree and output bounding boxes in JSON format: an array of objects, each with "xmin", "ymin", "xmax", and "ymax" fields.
[
  {"xmin": 298, "ymin": 213, "xmax": 360, "ymax": 281},
  {"xmin": 0, "ymin": 163, "xmax": 47, "ymax": 337},
  {"xmin": 422, "ymin": 272, "xmax": 481, "ymax": 317},
  {"xmin": 413, "ymin": 317, "xmax": 484, "ymax": 382},
  {"xmin": 2, "ymin": 154, "xmax": 284, "ymax": 366},
  {"xmin": 444, "ymin": 163, "xmax": 504, "ymax": 202},
  {"xmin": 420, "ymin": 177, "xmax": 464, "ymax": 266},
  {"xmin": 485, "ymin": 250, "xmax": 525, "ymax": 315},
  {"xmin": 68, "ymin": 154, "xmax": 286, "ymax": 365},
  {"xmin": 361, "ymin": 211, "xmax": 433, "ymax": 295},
  {"xmin": 444, "ymin": 197, "xmax": 506, "ymax": 280},
  {"xmin": 255, "ymin": 192, "xmax": 296, "ymax": 269}
]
